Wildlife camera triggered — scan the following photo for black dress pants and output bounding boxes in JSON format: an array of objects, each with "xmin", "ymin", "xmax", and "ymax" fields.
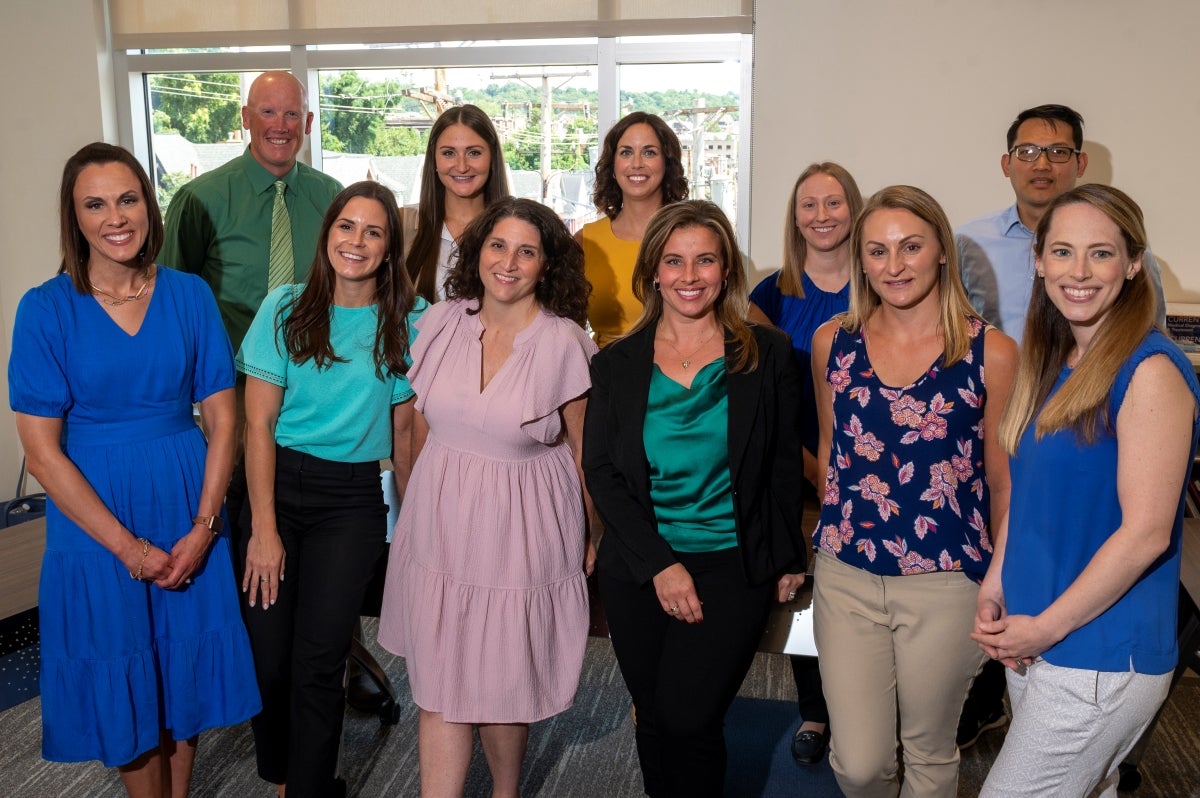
[
  {"xmin": 233, "ymin": 446, "xmax": 386, "ymax": 797},
  {"xmin": 600, "ymin": 547, "xmax": 773, "ymax": 798}
]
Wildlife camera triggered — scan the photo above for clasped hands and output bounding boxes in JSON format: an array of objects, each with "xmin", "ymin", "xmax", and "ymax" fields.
[
  {"xmin": 124, "ymin": 526, "xmax": 213, "ymax": 590},
  {"xmin": 970, "ymin": 597, "xmax": 1052, "ymax": 672}
]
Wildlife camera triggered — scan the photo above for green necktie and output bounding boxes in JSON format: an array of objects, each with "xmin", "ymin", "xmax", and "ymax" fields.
[{"xmin": 268, "ymin": 180, "xmax": 294, "ymax": 290}]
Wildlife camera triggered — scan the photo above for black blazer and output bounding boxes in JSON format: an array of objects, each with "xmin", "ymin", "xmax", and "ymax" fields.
[{"xmin": 583, "ymin": 322, "xmax": 807, "ymax": 587}]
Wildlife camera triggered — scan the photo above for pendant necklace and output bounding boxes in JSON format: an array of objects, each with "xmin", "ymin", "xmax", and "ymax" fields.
[
  {"xmin": 90, "ymin": 267, "xmax": 153, "ymax": 306},
  {"xmin": 660, "ymin": 327, "xmax": 718, "ymax": 370}
]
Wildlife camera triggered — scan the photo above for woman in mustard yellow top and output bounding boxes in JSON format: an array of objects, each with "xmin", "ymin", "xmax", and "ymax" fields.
[{"xmin": 581, "ymin": 112, "xmax": 688, "ymax": 347}]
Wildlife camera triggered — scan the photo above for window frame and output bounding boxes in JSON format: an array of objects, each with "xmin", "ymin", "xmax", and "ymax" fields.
[{"xmin": 115, "ymin": 35, "xmax": 753, "ymax": 244}]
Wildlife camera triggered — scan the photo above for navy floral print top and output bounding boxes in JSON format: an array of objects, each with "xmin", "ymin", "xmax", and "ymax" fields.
[{"xmin": 816, "ymin": 316, "xmax": 993, "ymax": 581}]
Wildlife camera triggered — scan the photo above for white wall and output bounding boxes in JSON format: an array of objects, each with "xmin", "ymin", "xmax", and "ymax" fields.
[
  {"xmin": 0, "ymin": 0, "xmax": 114, "ymax": 495},
  {"xmin": 749, "ymin": 0, "xmax": 1200, "ymax": 303}
]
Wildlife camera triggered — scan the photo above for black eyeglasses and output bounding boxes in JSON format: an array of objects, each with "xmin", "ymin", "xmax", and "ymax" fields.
[{"xmin": 1010, "ymin": 144, "xmax": 1080, "ymax": 164}]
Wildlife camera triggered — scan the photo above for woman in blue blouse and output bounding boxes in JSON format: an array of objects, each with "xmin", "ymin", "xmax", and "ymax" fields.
[
  {"xmin": 748, "ymin": 161, "xmax": 864, "ymax": 765},
  {"xmin": 810, "ymin": 186, "xmax": 1017, "ymax": 798},
  {"xmin": 973, "ymin": 185, "xmax": 1200, "ymax": 797},
  {"xmin": 236, "ymin": 181, "xmax": 423, "ymax": 798},
  {"xmin": 584, "ymin": 200, "xmax": 807, "ymax": 797}
]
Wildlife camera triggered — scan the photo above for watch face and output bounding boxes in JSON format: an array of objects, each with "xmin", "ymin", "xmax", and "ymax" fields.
[{"xmin": 194, "ymin": 515, "xmax": 223, "ymax": 532}]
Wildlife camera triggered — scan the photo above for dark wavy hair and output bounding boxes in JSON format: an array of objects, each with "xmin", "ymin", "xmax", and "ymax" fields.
[
  {"xmin": 58, "ymin": 142, "xmax": 163, "ymax": 292},
  {"xmin": 591, "ymin": 112, "xmax": 688, "ymax": 219},
  {"xmin": 446, "ymin": 198, "xmax": 591, "ymax": 324},
  {"xmin": 407, "ymin": 105, "xmax": 510, "ymax": 302},
  {"xmin": 280, "ymin": 181, "xmax": 415, "ymax": 378}
]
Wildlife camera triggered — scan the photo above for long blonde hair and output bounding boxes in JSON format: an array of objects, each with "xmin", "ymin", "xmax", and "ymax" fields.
[
  {"xmin": 627, "ymin": 200, "xmax": 758, "ymax": 373},
  {"xmin": 779, "ymin": 162, "xmax": 864, "ymax": 297},
  {"xmin": 841, "ymin": 185, "xmax": 981, "ymax": 367},
  {"xmin": 998, "ymin": 184, "xmax": 1155, "ymax": 453}
]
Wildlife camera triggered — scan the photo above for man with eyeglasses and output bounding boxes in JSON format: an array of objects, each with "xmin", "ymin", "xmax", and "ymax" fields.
[{"xmin": 957, "ymin": 103, "xmax": 1165, "ymax": 344}]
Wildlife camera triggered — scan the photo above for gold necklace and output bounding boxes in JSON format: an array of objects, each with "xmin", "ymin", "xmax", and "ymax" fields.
[
  {"xmin": 89, "ymin": 267, "xmax": 153, "ymax": 306},
  {"xmin": 659, "ymin": 327, "xmax": 719, "ymax": 370}
]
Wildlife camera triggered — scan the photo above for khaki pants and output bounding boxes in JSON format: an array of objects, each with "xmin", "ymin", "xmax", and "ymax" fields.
[{"xmin": 813, "ymin": 550, "xmax": 985, "ymax": 798}]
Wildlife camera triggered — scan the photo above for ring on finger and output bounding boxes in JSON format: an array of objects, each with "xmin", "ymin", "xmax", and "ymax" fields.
[
  {"xmin": 669, "ymin": 605, "xmax": 679, "ymax": 614},
  {"xmin": 261, "ymin": 576, "xmax": 270, "ymax": 582}
]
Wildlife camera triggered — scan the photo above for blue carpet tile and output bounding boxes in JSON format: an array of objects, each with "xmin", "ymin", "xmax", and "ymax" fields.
[
  {"xmin": 725, "ymin": 696, "xmax": 843, "ymax": 797},
  {"xmin": 0, "ymin": 609, "xmax": 39, "ymax": 713}
]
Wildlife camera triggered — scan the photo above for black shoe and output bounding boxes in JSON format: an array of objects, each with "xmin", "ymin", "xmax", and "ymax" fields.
[
  {"xmin": 346, "ymin": 668, "xmax": 389, "ymax": 713},
  {"xmin": 956, "ymin": 704, "xmax": 1008, "ymax": 750},
  {"xmin": 790, "ymin": 726, "xmax": 830, "ymax": 766}
]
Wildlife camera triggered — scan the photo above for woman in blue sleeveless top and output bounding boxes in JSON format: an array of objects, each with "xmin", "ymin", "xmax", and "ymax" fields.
[
  {"xmin": 810, "ymin": 186, "xmax": 1018, "ymax": 797},
  {"xmin": 974, "ymin": 186, "xmax": 1200, "ymax": 797}
]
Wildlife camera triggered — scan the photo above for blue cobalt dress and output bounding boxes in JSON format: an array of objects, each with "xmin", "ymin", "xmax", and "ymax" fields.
[{"xmin": 7, "ymin": 268, "xmax": 260, "ymax": 767}]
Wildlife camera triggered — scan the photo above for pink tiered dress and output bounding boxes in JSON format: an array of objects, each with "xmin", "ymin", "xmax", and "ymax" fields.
[{"xmin": 378, "ymin": 299, "xmax": 596, "ymax": 723}]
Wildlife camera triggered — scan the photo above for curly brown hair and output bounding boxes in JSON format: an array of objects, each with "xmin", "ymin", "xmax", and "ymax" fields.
[
  {"xmin": 280, "ymin": 181, "xmax": 415, "ymax": 378},
  {"xmin": 591, "ymin": 112, "xmax": 688, "ymax": 219},
  {"xmin": 446, "ymin": 198, "xmax": 591, "ymax": 325}
]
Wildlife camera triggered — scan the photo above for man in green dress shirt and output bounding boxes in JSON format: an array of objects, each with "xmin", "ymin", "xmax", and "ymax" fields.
[{"xmin": 161, "ymin": 70, "xmax": 343, "ymax": 351}]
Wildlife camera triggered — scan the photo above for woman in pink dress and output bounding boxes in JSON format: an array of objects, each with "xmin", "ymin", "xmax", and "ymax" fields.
[{"xmin": 378, "ymin": 197, "xmax": 596, "ymax": 797}]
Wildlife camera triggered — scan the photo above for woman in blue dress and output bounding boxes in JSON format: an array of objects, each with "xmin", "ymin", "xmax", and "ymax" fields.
[
  {"xmin": 973, "ymin": 185, "xmax": 1200, "ymax": 797},
  {"xmin": 236, "ymin": 181, "xmax": 423, "ymax": 798},
  {"xmin": 747, "ymin": 161, "xmax": 863, "ymax": 764},
  {"xmin": 8, "ymin": 142, "xmax": 259, "ymax": 796}
]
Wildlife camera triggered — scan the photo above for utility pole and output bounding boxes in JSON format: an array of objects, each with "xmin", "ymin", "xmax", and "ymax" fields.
[{"xmin": 491, "ymin": 69, "xmax": 590, "ymax": 197}]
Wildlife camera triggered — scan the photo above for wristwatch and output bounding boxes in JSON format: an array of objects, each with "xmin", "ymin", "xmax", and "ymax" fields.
[{"xmin": 192, "ymin": 514, "xmax": 225, "ymax": 534}]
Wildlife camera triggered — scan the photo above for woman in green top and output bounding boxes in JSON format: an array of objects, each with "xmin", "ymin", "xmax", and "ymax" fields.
[
  {"xmin": 583, "ymin": 200, "xmax": 808, "ymax": 797},
  {"xmin": 235, "ymin": 181, "xmax": 423, "ymax": 798}
]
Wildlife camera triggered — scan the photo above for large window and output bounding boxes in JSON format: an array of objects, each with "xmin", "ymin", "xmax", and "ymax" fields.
[{"xmin": 118, "ymin": 35, "xmax": 751, "ymax": 239}]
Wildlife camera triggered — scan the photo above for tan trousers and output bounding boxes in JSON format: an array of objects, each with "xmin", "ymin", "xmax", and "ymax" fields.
[{"xmin": 813, "ymin": 550, "xmax": 986, "ymax": 798}]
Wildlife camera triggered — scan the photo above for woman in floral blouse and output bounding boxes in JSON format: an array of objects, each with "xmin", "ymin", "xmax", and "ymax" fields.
[{"xmin": 809, "ymin": 185, "xmax": 1017, "ymax": 798}]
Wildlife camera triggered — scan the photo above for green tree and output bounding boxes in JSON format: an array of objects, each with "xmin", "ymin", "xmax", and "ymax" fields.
[
  {"xmin": 373, "ymin": 127, "xmax": 424, "ymax": 157},
  {"xmin": 320, "ymin": 71, "xmax": 384, "ymax": 154},
  {"xmin": 157, "ymin": 171, "xmax": 192, "ymax": 208},
  {"xmin": 149, "ymin": 73, "xmax": 241, "ymax": 143}
]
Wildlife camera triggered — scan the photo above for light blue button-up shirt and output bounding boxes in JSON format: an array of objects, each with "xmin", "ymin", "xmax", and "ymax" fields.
[{"xmin": 956, "ymin": 204, "xmax": 1165, "ymax": 344}]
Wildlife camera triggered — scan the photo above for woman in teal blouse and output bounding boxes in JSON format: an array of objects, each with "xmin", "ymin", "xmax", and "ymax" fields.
[
  {"xmin": 583, "ymin": 200, "xmax": 807, "ymax": 797},
  {"xmin": 235, "ymin": 181, "xmax": 423, "ymax": 798}
]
